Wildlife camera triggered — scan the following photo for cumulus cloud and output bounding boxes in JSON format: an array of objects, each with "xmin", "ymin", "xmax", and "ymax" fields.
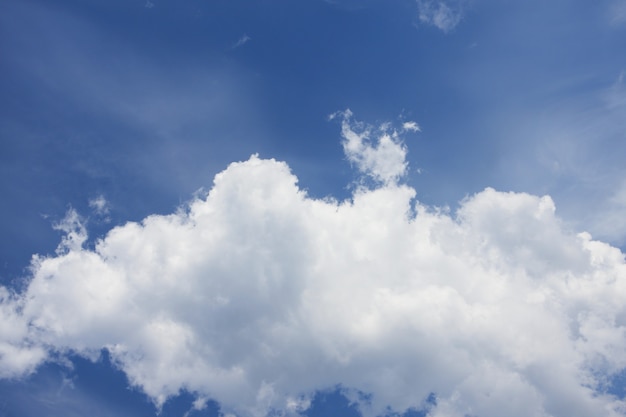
[
  {"xmin": 0, "ymin": 287, "xmax": 47, "ymax": 378},
  {"xmin": 416, "ymin": 0, "xmax": 467, "ymax": 32},
  {"xmin": 2, "ymin": 113, "xmax": 626, "ymax": 417}
]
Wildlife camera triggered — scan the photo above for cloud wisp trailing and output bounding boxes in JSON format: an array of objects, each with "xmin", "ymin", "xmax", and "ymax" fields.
[
  {"xmin": 1, "ymin": 112, "xmax": 626, "ymax": 417},
  {"xmin": 233, "ymin": 34, "xmax": 251, "ymax": 49}
]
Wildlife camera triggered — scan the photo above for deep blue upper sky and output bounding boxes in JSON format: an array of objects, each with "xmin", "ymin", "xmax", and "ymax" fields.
[{"xmin": 1, "ymin": 0, "xmax": 626, "ymax": 416}]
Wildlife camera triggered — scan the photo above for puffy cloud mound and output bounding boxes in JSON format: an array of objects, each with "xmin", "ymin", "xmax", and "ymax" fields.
[{"xmin": 2, "ymin": 113, "xmax": 626, "ymax": 417}]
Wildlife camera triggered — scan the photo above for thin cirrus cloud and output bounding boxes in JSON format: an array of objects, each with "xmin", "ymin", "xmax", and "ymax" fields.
[
  {"xmin": 490, "ymin": 69, "xmax": 626, "ymax": 248},
  {"xmin": 415, "ymin": 0, "xmax": 468, "ymax": 32},
  {"xmin": 233, "ymin": 34, "xmax": 251, "ymax": 49},
  {"xmin": 609, "ymin": 0, "xmax": 626, "ymax": 26},
  {"xmin": 1, "ymin": 112, "xmax": 626, "ymax": 417}
]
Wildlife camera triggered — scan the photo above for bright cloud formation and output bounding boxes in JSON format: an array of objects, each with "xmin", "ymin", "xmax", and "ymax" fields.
[
  {"xmin": 332, "ymin": 110, "xmax": 411, "ymax": 185},
  {"xmin": 2, "ymin": 113, "xmax": 626, "ymax": 417}
]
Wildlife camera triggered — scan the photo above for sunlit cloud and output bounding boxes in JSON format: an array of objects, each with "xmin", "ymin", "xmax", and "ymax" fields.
[{"xmin": 1, "ymin": 113, "xmax": 626, "ymax": 417}]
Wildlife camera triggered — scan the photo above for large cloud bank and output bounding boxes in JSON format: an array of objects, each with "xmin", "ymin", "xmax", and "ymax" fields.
[{"xmin": 2, "ymin": 112, "xmax": 626, "ymax": 417}]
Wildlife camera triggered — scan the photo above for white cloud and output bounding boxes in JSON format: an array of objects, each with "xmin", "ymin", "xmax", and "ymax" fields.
[
  {"xmin": 402, "ymin": 121, "xmax": 421, "ymax": 132},
  {"xmin": 52, "ymin": 208, "xmax": 88, "ymax": 255},
  {"xmin": 233, "ymin": 34, "xmax": 251, "ymax": 49},
  {"xmin": 331, "ymin": 109, "xmax": 411, "ymax": 185},
  {"xmin": 416, "ymin": 0, "xmax": 468, "ymax": 33},
  {"xmin": 2, "ymin": 114, "xmax": 626, "ymax": 417},
  {"xmin": 0, "ymin": 287, "xmax": 47, "ymax": 378},
  {"xmin": 89, "ymin": 195, "xmax": 110, "ymax": 218}
]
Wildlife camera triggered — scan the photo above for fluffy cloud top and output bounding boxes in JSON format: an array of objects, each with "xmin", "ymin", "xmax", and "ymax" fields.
[{"xmin": 1, "ymin": 113, "xmax": 626, "ymax": 417}]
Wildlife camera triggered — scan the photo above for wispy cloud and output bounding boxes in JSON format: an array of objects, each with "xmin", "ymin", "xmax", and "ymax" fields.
[
  {"xmin": 89, "ymin": 195, "xmax": 110, "ymax": 216},
  {"xmin": 609, "ymin": 0, "xmax": 626, "ymax": 26},
  {"xmin": 494, "ymin": 71, "xmax": 626, "ymax": 247},
  {"xmin": 402, "ymin": 121, "xmax": 421, "ymax": 132},
  {"xmin": 232, "ymin": 34, "xmax": 251, "ymax": 49},
  {"xmin": 1, "ymin": 114, "xmax": 626, "ymax": 417},
  {"xmin": 89, "ymin": 195, "xmax": 111, "ymax": 224},
  {"xmin": 416, "ymin": 0, "xmax": 468, "ymax": 32}
]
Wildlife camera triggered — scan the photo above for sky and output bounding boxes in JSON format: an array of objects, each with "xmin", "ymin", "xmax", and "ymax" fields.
[{"xmin": 1, "ymin": 0, "xmax": 626, "ymax": 416}]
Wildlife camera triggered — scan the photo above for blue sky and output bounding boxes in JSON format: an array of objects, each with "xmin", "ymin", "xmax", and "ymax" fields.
[{"xmin": 1, "ymin": 1, "xmax": 626, "ymax": 416}]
